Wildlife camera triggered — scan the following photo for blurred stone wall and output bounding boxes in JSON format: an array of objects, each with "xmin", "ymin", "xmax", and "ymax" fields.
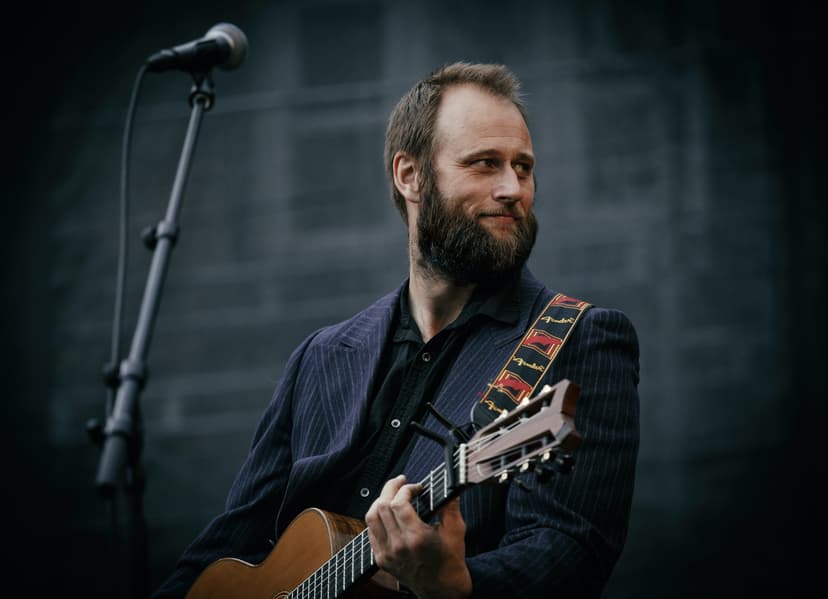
[{"xmin": 4, "ymin": 1, "xmax": 822, "ymax": 597}]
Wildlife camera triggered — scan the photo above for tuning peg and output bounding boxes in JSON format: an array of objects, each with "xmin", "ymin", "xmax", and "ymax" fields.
[
  {"xmin": 497, "ymin": 470, "xmax": 510, "ymax": 484},
  {"xmin": 554, "ymin": 453, "xmax": 575, "ymax": 474},
  {"xmin": 534, "ymin": 463, "xmax": 556, "ymax": 483},
  {"xmin": 513, "ymin": 477, "xmax": 532, "ymax": 493}
]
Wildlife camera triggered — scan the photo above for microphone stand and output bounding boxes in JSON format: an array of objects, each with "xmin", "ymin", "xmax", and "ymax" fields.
[{"xmin": 89, "ymin": 72, "xmax": 216, "ymax": 599}]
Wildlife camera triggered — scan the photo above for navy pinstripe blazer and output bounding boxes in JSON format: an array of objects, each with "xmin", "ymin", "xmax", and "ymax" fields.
[{"xmin": 153, "ymin": 267, "xmax": 640, "ymax": 598}]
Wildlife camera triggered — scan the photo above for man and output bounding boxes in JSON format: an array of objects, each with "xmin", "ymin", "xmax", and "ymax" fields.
[{"xmin": 152, "ymin": 62, "xmax": 640, "ymax": 598}]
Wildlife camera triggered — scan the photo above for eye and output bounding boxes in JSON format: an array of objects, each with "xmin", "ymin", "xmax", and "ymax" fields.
[
  {"xmin": 471, "ymin": 158, "xmax": 498, "ymax": 168},
  {"xmin": 513, "ymin": 162, "xmax": 534, "ymax": 177}
]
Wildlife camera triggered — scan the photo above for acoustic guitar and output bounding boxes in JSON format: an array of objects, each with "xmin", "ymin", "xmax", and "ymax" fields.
[{"xmin": 186, "ymin": 379, "xmax": 582, "ymax": 599}]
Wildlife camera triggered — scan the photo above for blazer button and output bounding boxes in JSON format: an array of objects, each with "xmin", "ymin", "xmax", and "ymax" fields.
[
  {"xmin": 421, "ymin": 351, "xmax": 431, "ymax": 362},
  {"xmin": 391, "ymin": 418, "xmax": 401, "ymax": 428}
]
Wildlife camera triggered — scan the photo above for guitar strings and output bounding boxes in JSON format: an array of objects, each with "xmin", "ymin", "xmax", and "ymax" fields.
[
  {"xmin": 289, "ymin": 416, "xmax": 539, "ymax": 597},
  {"xmin": 291, "ymin": 464, "xmax": 457, "ymax": 597}
]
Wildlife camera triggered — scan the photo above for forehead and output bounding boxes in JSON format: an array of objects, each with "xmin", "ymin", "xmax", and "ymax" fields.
[{"xmin": 434, "ymin": 84, "xmax": 532, "ymax": 155}]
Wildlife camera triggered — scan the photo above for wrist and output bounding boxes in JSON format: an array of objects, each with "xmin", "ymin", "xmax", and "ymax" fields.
[{"xmin": 408, "ymin": 565, "xmax": 472, "ymax": 599}]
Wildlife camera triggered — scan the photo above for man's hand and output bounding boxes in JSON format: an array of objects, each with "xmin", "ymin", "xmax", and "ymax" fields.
[{"xmin": 365, "ymin": 474, "xmax": 472, "ymax": 599}]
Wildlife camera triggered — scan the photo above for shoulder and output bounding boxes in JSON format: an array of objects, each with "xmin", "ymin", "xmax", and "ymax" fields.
[
  {"xmin": 520, "ymin": 266, "xmax": 638, "ymax": 346},
  {"xmin": 580, "ymin": 305, "xmax": 639, "ymax": 342},
  {"xmin": 562, "ymin": 303, "xmax": 640, "ymax": 386},
  {"xmin": 302, "ymin": 284, "xmax": 402, "ymax": 349},
  {"xmin": 522, "ymin": 270, "xmax": 638, "ymax": 347},
  {"xmin": 523, "ymin": 274, "xmax": 640, "ymax": 378}
]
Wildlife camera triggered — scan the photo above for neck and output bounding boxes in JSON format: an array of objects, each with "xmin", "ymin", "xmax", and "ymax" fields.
[{"xmin": 408, "ymin": 262, "xmax": 475, "ymax": 343}]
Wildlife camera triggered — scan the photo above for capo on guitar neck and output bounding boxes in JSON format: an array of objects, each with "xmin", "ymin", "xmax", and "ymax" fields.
[
  {"xmin": 408, "ymin": 402, "xmax": 469, "ymax": 493},
  {"xmin": 424, "ymin": 402, "xmax": 471, "ymax": 442}
]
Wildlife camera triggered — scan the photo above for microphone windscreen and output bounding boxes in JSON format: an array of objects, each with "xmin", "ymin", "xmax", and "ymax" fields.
[{"xmin": 207, "ymin": 23, "xmax": 248, "ymax": 70}]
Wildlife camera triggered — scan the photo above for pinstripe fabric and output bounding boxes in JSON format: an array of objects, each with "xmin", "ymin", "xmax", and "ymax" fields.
[{"xmin": 151, "ymin": 267, "xmax": 640, "ymax": 598}]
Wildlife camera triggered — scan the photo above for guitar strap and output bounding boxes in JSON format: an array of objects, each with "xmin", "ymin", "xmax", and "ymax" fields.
[
  {"xmin": 342, "ymin": 291, "xmax": 591, "ymax": 518},
  {"xmin": 472, "ymin": 292, "xmax": 592, "ymax": 427}
]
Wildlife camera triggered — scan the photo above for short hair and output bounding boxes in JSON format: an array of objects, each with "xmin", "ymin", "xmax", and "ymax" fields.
[{"xmin": 384, "ymin": 62, "xmax": 527, "ymax": 221}]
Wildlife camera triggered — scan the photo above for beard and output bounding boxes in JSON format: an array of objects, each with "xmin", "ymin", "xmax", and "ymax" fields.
[{"xmin": 416, "ymin": 178, "xmax": 538, "ymax": 286}]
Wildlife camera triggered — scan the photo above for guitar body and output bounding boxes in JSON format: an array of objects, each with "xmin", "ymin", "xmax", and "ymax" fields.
[
  {"xmin": 186, "ymin": 381, "xmax": 581, "ymax": 598},
  {"xmin": 186, "ymin": 508, "xmax": 406, "ymax": 599}
]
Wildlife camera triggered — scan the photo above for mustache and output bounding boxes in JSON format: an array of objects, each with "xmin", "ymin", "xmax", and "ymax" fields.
[{"xmin": 477, "ymin": 208, "xmax": 523, "ymax": 218}]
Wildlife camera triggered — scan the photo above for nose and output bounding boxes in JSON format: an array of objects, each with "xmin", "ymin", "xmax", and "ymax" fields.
[{"xmin": 493, "ymin": 166, "xmax": 527, "ymax": 204}]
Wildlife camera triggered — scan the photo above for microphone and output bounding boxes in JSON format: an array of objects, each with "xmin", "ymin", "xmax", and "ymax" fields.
[{"xmin": 146, "ymin": 23, "xmax": 248, "ymax": 73}]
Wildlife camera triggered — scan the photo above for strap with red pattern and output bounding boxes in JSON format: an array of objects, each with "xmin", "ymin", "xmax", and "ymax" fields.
[{"xmin": 473, "ymin": 293, "xmax": 591, "ymax": 426}]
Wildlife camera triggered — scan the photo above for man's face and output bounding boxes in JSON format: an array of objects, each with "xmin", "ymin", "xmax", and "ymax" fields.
[{"xmin": 416, "ymin": 84, "xmax": 537, "ymax": 285}]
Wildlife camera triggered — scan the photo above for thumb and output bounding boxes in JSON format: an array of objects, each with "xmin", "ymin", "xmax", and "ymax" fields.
[{"xmin": 438, "ymin": 497, "xmax": 465, "ymax": 530}]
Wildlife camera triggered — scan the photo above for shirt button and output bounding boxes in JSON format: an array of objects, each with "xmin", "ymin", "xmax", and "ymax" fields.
[
  {"xmin": 421, "ymin": 351, "xmax": 431, "ymax": 362},
  {"xmin": 360, "ymin": 487, "xmax": 370, "ymax": 498},
  {"xmin": 391, "ymin": 418, "xmax": 401, "ymax": 428}
]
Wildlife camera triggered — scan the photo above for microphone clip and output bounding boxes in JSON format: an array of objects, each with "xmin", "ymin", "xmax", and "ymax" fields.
[{"xmin": 188, "ymin": 73, "xmax": 216, "ymax": 111}]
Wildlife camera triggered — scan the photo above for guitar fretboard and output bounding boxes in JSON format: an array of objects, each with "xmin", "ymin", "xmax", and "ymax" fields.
[{"xmin": 288, "ymin": 461, "xmax": 457, "ymax": 598}]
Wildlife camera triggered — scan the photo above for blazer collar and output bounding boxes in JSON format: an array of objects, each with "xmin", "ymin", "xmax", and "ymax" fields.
[{"xmin": 336, "ymin": 267, "xmax": 547, "ymax": 351}]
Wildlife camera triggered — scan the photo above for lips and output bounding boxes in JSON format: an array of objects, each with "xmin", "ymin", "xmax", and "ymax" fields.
[{"xmin": 480, "ymin": 212, "xmax": 520, "ymax": 221}]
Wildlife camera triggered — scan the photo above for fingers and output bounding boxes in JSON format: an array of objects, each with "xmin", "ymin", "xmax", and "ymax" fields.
[
  {"xmin": 388, "ymin": 480, "xmax": 425, "ymax": 530},
  {"xmin": 365, "ymin": 475, "xmax": 425, "ymax": 567},
  {"xmin": 366, "ymin": 475, "xmax": 406, "ymax": 545},
  {"xmin": 366, "ymin": 475, "xmax": 423, "ymax": 526},
  {"xmin": 366, "ymin": 490, "xmax": 471, "ymax": 598}
]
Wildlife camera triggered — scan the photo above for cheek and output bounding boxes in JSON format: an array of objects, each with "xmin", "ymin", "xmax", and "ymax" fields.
[
  {"xmin": 442, "ymin": 185, "xmax": 478, "ymax": 211},
  {"xmin": 522, "ymin": 183, "xmax": 536, "ymax": 209},
  {"xmin": 465, "ymin": 196, "xmax": 489, "ymax": 218}
]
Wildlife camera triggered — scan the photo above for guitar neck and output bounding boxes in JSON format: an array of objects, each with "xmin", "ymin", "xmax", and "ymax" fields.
[
  {"xmin": 191, "ymin": 380, "xmax": 579, "ymax": 599},
  {"xmin": 410, "ymin": 461, "xmax": 461, "ymax": 520},
  {"xmin": 292, "ymin": 461, "xmax": 459, "ymax": 598}
]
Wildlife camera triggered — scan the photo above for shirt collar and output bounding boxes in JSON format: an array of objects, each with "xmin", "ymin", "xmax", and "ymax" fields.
[{"xmin": 395, "ymin": 272, "xmax": 521, "ymax": 343}]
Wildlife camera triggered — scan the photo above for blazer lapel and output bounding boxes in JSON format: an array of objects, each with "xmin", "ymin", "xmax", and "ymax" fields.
[
  {"xmin": 277, "ymin": 287, "xmax": 401, "ymax": 531},
  {"xmin": 403, "ymin": 268, "xmax": 550, "ymax": 484}
]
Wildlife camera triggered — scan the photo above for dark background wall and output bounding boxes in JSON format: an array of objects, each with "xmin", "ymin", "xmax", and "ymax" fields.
[{"xmin": 4, "ymin": 1, "xmax": 823, "ymax": 597}]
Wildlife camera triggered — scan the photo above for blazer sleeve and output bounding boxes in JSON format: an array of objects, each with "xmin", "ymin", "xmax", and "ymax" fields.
[
  {"xmin": 150, "ymin": 331, "xmax": 320, "ymax": 599},
  {"xmin": 465, "ymin": 306, "xmax": 640, "ymax": 598}
]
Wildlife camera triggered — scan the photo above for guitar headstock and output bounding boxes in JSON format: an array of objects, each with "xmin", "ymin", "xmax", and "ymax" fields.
[{"xmin": 464, "ymin": 379, "xmax": 582, "ymax": 485}]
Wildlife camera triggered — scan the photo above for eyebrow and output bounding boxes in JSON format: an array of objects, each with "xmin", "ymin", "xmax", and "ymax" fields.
[{"xmin": 460, "ymin": 148, "xmax": 536, "ymax": 165}]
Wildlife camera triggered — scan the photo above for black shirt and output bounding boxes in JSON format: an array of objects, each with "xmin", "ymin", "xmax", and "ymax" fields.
[{"xmin": 320, "ymin": 276, "xmax": 520, "ymax": 519}]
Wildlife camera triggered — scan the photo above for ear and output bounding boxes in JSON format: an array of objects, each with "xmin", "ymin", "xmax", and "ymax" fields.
[{"xmin": 392, "ymin": 151, "xmax": 421, "ymax": 203}]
